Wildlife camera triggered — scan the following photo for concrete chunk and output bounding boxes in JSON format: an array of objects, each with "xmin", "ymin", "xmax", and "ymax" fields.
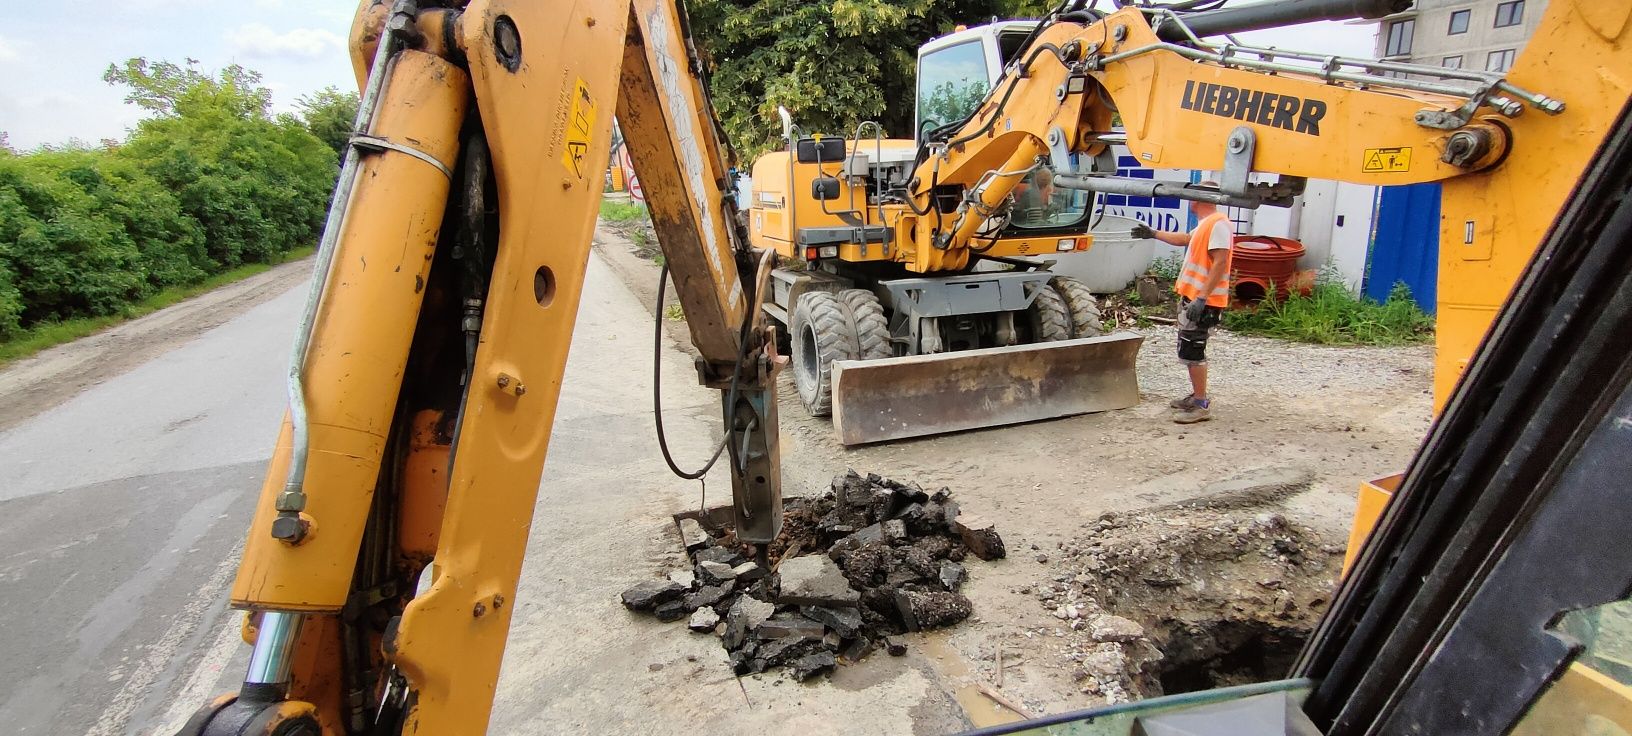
[
  {"xmin": 939, "ymin": 560, "xmax": 967, "ymax": 591},
  {"xmin": 1087, "ymin": 614, "xmax": 1146, "ymax": 643},
  {"xmin": 778, "ymin": 555, "xmax": 860, "ymax": 606},
  {"xmin": 688, "ymin": 607, "xmax": 720, "ymax": 633}
]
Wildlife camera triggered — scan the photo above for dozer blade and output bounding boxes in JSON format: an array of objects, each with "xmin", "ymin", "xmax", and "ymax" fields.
[{"xmin": 830, "ymin": 332, "xmax": 1144, "ymax": 445}]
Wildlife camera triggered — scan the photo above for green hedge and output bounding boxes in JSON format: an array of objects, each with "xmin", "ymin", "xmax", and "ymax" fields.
[{"xmin": 0, "ymin": 60, "xmax": 348, "ymax": 340}]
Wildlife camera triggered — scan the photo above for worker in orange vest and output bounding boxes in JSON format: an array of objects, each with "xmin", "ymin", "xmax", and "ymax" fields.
[{"xmin": 1130, "ymin": 192, "xmax": 1233, "ymax": 424}]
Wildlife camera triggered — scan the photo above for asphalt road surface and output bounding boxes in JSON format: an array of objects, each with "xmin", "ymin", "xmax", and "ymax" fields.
[
  {"xmin": 0, "ymin": 247, "xmax": 968, "ymax": 736},
  {"xmin": 0, "ymin": 278, "xmax": 300, "ymax": 735}
]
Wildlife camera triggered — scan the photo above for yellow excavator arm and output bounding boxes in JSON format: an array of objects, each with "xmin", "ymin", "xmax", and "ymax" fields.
[
  {"xmin": 182, "ymin": 0, "xmax": 781, "ymax": 733},
  {"xmin": 840, "ymin": 0, "xmax": 1625, "ymax": 402},
  {"xmin": 180, "ymin": 0, "xmax": 1632, "ymax": 733}
]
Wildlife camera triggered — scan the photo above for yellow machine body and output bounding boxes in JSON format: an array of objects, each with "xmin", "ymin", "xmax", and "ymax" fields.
[{"xmin": 194, "ymin": 0, "xmax": 1632, "ymax": 733}]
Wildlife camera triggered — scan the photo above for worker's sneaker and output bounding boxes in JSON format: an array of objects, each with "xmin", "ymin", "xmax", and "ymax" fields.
[
  {"xmin": 1172, "ymin": 400, "xmax": 1212, "ymax": 424},
  {"xmin": 1169, "ymin": 394, "xmax": 1201, "ymax": 410}
]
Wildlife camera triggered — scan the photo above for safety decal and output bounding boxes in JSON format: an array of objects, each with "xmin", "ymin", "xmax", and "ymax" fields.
[
  {"xmin": 1362, "ymin": 147, "xmax": 1412, "ymax": 173},
  {"xmin": 561, "ymin": 78, "xmax": 597, "ymax": 178}
]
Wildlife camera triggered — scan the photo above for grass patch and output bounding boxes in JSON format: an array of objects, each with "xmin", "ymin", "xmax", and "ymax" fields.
[
  {"xmin": 0, "ymin": 246, "xmax": 316, "ymax": 366},
  {"xmin": 600, "ymin": 199, "xmax": 649, "ymax": 223},
  {"xmin": 1223, "ymin": 281, "xmax": 1433, "ymax": 346}
]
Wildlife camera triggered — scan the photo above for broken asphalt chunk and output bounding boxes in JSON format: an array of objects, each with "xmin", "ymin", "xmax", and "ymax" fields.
[
  {"xmin": 894, "ymin": 589, "xmax": 973, "ymax": 631},
  {"xmin": 938, "ymin": 560, "xmax": 967, "ymax": 591},
  {"xmin": 697, "ymin": 560, "xmax": 738, "ymax": 585},
  {"xmin": 722, "ymin": 596, "xmax": 776, "ymax": 650},
  {"xmin": 654, "ymin": 599, "xmax": 689, "ymax": 622},
  {"xmin": 954, "ymin": 513, "xmax": 1006, "ymax": 560},
  {"xmin": 731, "ymin": 561, "xmax": 767, "ymax": 583},
  {"xmin": 695, "ymin": 546, "xmax": 745, "ymax": 567},
  {"xmin": 791, "ymin": 650, "xmax": 837, "ymax": 680},
  {"xmin": 802, "ymin": 605, "xmax": 863, "ymax": 639},
  {"xmin": 684, "ymin": 583, "xmax": 732, "ymax": 612},
  {"xmin": 677, "ymin": 517, "xmax": 709, "ymax": 552},
  {"xmin": 620, "ymin": 580, "xmax": 687, "ymax": 611},
  {"xmin": 756, "ymin": 615, "xmax": 826, "ymax": 640}
]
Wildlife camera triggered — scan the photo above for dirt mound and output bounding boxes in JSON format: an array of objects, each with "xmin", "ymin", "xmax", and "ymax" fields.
[
  {"xmin": 1031, "ymin": 471, "xmax": 1344, "ymax": 702},
  {"xmin": 623, "ymin": 470, "xmax": 1004, "ymax": 680}
]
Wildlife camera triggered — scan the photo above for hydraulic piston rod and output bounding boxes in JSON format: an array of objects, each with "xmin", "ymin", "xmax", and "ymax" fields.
[{"xmin": 1154, "ymin": 0, "xmax": 1411, "ymax": 43}]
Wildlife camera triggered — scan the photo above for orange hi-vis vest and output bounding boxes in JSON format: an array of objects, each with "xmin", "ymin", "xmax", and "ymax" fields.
[{"xmin": 1174, "ymin": 212, "xmax": 1233, "ymax": 308}]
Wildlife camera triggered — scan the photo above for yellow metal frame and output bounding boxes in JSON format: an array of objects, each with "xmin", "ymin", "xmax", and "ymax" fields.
[{"xmin": 222, "ymin": 0, "xmax": 770, "ymax": 733}]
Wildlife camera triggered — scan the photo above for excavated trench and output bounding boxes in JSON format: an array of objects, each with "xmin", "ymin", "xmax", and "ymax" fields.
[
  {"xmin": 1041, "ymin": 472, "xmax": 1344, "ymax": 701},
  {"xmin": 1151, "ymin": 619, "xmax": 1311, "ymax": 695}
]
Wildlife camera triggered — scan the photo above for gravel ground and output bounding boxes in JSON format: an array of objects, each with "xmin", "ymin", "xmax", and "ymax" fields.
[{"xmin": 594, "ymin": 226, "xmax": 1434, "ymax": 726}]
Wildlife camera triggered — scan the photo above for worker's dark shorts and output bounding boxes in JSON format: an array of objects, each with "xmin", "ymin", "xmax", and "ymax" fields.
[{"xmin": 1177, "ymin": 297, "xmax": 1223, "ymax": 366}]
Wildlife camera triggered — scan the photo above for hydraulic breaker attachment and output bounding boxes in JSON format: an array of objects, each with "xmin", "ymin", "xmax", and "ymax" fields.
[{"xmin": 829, "ymin": 333, "xmax": 1143, "ymax": 445}]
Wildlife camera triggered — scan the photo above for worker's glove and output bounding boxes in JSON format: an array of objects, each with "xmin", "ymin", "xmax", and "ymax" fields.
[
  {"xmin": 1184, "ymin": 298, "xmax": 1208, "ymax": 325},
  {"xmin": 1130, "ymin": 224, "xmax": 1155, "ymax": 240}
]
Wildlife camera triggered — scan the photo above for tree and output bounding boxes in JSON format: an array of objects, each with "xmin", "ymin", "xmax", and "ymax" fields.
[
  {"xmin": 102, "ymin": 57, "xmax": 272, "ymax": 120},
  {"xmin": 296, "ymin": 86, "xmax": 360, "ymax": 161},
  {"xmin": 107, "ymin": 57, "xmax": 336, "ymax": 269},
  {"xmin": 687, "ymin": 0, "xmax": 1055, "ymax": 158}
]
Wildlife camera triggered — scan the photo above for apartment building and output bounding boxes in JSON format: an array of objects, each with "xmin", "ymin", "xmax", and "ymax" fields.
[{"xmin": 1376, "ymin": 0, "xmax": 1547, "ymax": 74}]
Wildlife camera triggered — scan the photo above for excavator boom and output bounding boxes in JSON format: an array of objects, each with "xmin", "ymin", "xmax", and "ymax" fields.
[{"xmin": 183, "ymin": 0, "xmax": 779, "ymax": 733}]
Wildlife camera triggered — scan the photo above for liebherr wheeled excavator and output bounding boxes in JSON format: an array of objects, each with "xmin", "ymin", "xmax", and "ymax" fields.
[{"xmin": 180, "ymin": 0, "xmax": 1632, "ymax": 734}]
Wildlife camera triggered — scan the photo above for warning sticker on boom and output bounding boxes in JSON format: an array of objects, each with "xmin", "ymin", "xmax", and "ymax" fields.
[
  {"xmin": 561, "ymin": 78, "xmax": 597, "ymax": 178},
  {"xmin": 1363, "ymin": 147, "xmax": 1412, "ymax": 173}
]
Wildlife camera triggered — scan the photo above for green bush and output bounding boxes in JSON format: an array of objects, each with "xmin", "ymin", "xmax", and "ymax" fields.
[
  {"xmin": 0, "ymin": 58, "xmax": 338, "ymax": 342},
  {"xmin": 1223, "ymin": 281, "xmax": 1434, "ymax": 346},
  {"xmin": 599, "ymin": 200, "xmax": 649, "ymax": 223}
]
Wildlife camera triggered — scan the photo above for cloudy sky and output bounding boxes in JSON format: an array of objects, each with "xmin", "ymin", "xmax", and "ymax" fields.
[
  {"xmin": 0, "ymin": 0, "xmax": 356, "ymax": 149},
  {"xmin": 0, "ymin": 2, "xmax": 1378, "ymax": 150}
]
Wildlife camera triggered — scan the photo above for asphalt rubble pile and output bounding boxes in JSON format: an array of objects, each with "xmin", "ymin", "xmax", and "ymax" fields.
[
  {"xmin": 1025, "ymin": 471, "xmax": 1344, "ymax": 703},
  {"xmin": 621, "ymin": 470, "xmax": 1006, "ymax": 680}
]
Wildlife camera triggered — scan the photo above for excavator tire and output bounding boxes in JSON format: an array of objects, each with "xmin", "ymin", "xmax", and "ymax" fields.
[
  {"xmin": 1027, "ymin": 281, "xmax": 1073, "ymax": 343},
  {"xmin": 838, "ymin": 288, "xmax": 894, "ymax": 360},
  {"xmin": 791, "ymin": 290, "xmax": 861, "ymax": 417},
  {"xmin": 1049, "ymin": 275, "xmax": 1105, "ymax": 338}
]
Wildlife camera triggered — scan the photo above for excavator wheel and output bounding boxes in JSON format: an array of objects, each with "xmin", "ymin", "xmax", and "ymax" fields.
[
  {"xmin": 838, "ymin": 288, "xmax": 894, "ymax": 360},
  {"xmin": 791, "ymin": 290, "xmax": 861, "ymax": 417},
  {"xmin": 1049, "ymin": 276, "xmax": 1105, "ymax": 338},
  {"xmin": 1026, "ymin": 281, "xmax": 1073, "ymax": 342}
]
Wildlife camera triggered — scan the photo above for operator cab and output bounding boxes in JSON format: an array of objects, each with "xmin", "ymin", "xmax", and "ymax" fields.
[{"xmin": 916, "ymin": 22, "xmax": 1092, "ymax": 232}]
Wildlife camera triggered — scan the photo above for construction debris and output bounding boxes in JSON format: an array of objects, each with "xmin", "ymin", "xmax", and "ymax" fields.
[
  {"xmin": 1030, "ymin": 470, "xmax": 1343, "ymax": 702},
  {"xmin": 620, "ymin": 470, "xmax": 1004, "ymax": 680}
]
